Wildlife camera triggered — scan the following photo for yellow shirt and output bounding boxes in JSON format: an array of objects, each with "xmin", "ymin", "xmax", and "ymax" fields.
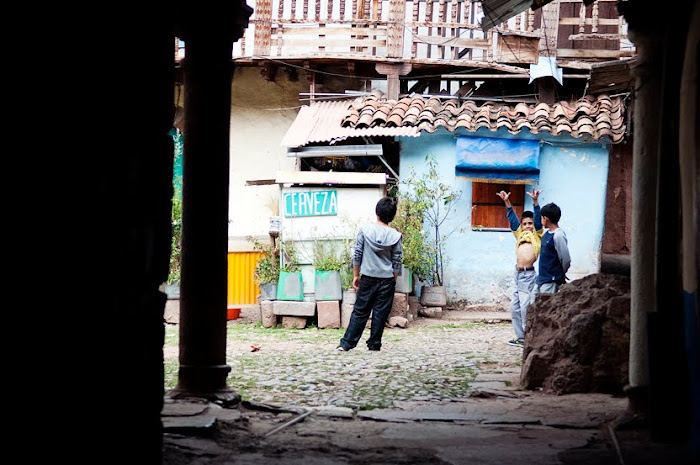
[{"xmin": 512, "ymin": 227, "xmax": 545, "ymax": 258}]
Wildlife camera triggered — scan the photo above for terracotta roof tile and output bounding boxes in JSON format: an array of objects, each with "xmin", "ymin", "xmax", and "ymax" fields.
[{"xmin": 340, "ymin": 93, "xmax": 627, "ymax": 143}]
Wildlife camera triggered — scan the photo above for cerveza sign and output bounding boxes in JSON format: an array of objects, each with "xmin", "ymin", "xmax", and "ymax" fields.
[{"xmin": 283, "ymin": 190, "xmax": 338, "ymax": 217}]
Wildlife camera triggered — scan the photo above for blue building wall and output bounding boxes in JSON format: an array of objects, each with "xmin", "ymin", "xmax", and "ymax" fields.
[{"xmin": 399, "ymin": 128, "xmax": 610, "ymax": 307}]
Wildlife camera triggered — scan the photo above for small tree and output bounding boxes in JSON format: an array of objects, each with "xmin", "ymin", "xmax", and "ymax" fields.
[
  {"xmin": 401, "ymin": 155, "xmax": 463, "ymax": 287},
  {"xmin": 390, "ymin": 191, "xmax": 434, "ymax": 283}
]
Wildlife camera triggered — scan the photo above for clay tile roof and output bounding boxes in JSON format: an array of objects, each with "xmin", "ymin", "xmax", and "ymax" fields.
[
  {"xmin": 339, "ymin": 92, "xmax": 627, "ymax": 143},
  {"xmin": 387, "ymin": 113, "xmax": 404, "ymax": 127},
  {"xmin": 357, "ymin": 112, "xmax": 375, "ymax": 128}
]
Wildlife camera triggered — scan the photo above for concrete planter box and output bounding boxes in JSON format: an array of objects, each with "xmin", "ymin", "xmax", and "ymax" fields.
[
  {"xmin": 314, "ymin": 270, "xmax": 342, "ymax": 301},
  {"xmin": 276, "ymin": 271, "xmax": 304, "ymax": 301},
  {"xmin": 160, "ymin": 283, "xmax": 180, "ymax": 300},
  {"xmin": 395, "ymin": 265, "xmax": 412, "ymax": 294},
  {"xmin": 419, "ymin": 285, "xmax": 447, "ymax": 307},
  {"xmin": 259, "ymin": 282, "xmax": 278, "ymax": 300},
  {"xmin": 342, "ymin": 289, "xmax": 357, "ymax": 306}
]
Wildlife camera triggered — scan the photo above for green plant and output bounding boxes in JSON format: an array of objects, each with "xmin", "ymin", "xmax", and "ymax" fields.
[
  {"xmin": 279, "ymin": 240, "xmax": 301, "ymax": 273},
  {"xmin": 167, "ymin": 176, "xmax": 183, "ymax": 285},
  {"xmin": 312, "ymin": 238, "xmax": 344, "ymax": 271},
  {"xmin": 247, "ymin": 236, "xmax": 280, "ymax": 285},
  {"xmin": 397, "ymin": 155, "xmax": 463, "ymax": 286},
  {"xmin": 339, "ymin": 239, "xmax": 354, "ymax": 290},
  {"xmin": 390, "ymin": 191, "xmax": 435, "ymax": 282}
]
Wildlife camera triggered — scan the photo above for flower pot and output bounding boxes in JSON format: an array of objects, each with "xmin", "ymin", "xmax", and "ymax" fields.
[
  {"xmin": 342, "ymin": 289, "xmax": 357, "ymax": 306},
  {"xmin": 276, "ymin": 271, "xmax": 304, "ymax": 301},
  {"xmin": 419, "ymin": 285, "xmax": 447, "ymax": 307},
  {"xmin": 314, "ymin": 270, "xmax": 342, "ymax": 301},
  {"xmin": 227, "ymin": 306, "xmax": 241, "ymax": 320},
  {"xmin": 161, "ymin": 283, "xmax": 180, "ymax": 300},
  {"xmin": 259, "ymin": 282, "xmax": 278, "ymax": 301}
]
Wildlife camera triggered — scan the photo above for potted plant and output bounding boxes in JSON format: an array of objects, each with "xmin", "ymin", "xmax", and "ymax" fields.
[
  {"xmin": 399, "ymin": 155, "xmax": 463, "ymax": 306},
  {"xmin": 312, "ymin": 237, "xmax": 344, "ymax": 301},
  {"xmin": 390, "ymin": 193, "xmax": 434, "ymax": 294},
  {"xmin": 247, "ymin": 236, "xmax": 280, "ymax": 300}
]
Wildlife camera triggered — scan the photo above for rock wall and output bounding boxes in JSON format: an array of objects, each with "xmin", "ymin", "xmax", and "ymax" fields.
[{"xmin": 521, "ymin": 273, "xmax": 631, "ymax": 395}]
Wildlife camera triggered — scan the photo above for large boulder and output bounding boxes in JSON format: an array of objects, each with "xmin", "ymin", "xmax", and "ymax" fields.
[{"xmin": 520, "ymin": 273, "xmax": 631, "ymax": 395}]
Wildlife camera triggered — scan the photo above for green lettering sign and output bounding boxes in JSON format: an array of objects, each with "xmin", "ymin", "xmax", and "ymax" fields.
[{"xmin": 283, "ymin": 190, "xmax": 338, "ymax": 217}]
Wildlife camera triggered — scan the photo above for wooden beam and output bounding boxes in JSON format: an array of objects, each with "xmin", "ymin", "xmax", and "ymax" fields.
[
  {"xmin": 414, "ymin": 35, "xmax": 489, "ymax": 48},
  {"xmin": 441, "ymin": 73, "xmax": 589, "ymax": 79},
  {"xmin": 568, "ymin": 33, "xmax": 627, "ymax": 41},
  {"xmin": 557, "ymin": 49, "xmax": 635, "ymax": 58}
]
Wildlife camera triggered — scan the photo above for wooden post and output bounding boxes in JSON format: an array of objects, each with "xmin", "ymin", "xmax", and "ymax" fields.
[
  {"xmin": 253, "ymin": 0, "xmax": 272, "ymax": 57},
  {"xmin": 411, "ymin": 0, "xmax": 420, "ymax": 58},
  {"xmin": 387, "ymin": 0, "xmax": 406, "ymax": 58},
  {"xmin": 539, "ymin": 0, "xmax": 560, "ymax": 58},
  {"xmin": 627, "ymin": 31, "xmax": 664, "ymax": 412},
  {"xmin": 174, "ymin": 33, "xmax": 236, "ymax": 400},
  {"xmin": 376, "ymin": 62, "xmax": 412, "ymax": 100}
]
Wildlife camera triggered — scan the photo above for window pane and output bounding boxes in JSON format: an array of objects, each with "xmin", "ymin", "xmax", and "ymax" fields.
[{"xmin": 471, "ymin": 183, "xmax": 525, "ymax": 228}]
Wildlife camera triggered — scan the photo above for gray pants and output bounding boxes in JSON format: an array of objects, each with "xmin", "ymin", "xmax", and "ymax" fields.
[
  {"xmin": 537, "ymin": 281, "xmax": 560, "ymax": 294},
  {"xmin": 511, "ymin": 268, "xmax": 536, "ymax": 340}
]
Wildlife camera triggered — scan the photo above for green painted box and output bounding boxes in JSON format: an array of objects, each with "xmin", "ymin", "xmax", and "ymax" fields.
[{"xmin": 276, "ymin": 271, "xmax": 304, "ymax": 301}]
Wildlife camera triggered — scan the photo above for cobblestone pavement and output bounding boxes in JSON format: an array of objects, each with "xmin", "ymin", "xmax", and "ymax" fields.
[
  {"xmin": 162, "ymin": 311, "xmax": 694, "ymax": 465},
  {"xmin": 165, "ymin": 315, "xmax": 523, "ymax": 410}
]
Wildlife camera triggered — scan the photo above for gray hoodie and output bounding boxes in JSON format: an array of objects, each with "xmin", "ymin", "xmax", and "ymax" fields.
[{"xmin": 353, "ymin": 223, "xmax": 403, "ymax": 278}]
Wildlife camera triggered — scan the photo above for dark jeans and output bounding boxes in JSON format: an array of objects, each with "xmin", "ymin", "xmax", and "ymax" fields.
[{"xmin": 339, "ymin": 276, "xmax": 396, "ymax": 351}]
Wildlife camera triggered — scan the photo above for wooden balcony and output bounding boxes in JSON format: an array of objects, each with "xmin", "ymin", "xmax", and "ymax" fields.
[{"xmin": 176, "ymin": 1, "xmax": 635, "ymax": 70}]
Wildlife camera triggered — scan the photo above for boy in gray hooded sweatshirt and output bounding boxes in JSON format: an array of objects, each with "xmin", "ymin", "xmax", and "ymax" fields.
[{"xmin": 337, "ymin": 197, "xmax": 403, "ymax": 351}]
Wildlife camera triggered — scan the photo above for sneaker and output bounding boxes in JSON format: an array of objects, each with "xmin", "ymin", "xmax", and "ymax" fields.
[
  {"xmin": 367, "ymin": 347, "xmax": 380, "ymax": 351},
  {"xmin": 335, "ymin": 346, "xmax": 348, "ymax": 352},
  {"xmin": 507, "ymin": 339, "xmax": 524, "ymax": 348}
]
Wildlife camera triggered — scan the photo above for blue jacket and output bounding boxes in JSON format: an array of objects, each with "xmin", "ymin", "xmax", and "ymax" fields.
[{"xmin": 537, "ymin": 228, "xmax": 571, "ymax": 284}]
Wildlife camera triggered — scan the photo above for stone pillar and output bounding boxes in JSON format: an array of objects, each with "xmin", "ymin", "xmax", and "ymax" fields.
[{"xmin": 171, "ymin": 2, "xmax": 252, "ymax": 400}]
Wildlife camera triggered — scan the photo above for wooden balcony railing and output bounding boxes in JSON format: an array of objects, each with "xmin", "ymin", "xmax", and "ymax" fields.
[{"xmin": 176, "ymin": 1, "xmax": 634, "ymax": 67}]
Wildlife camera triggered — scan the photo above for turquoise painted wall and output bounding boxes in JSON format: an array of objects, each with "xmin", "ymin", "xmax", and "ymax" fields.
[{"xmin": 399, "ymin": 128, "xmax": 610, "ymax": 306}]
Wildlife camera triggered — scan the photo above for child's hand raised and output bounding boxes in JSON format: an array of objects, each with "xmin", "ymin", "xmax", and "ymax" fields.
[
  {"xmin": 526, "ymin": 189, "xmax": 542, "ymax": 200},
  {"xmin": 496, "ymin": 191, "xmax": 510, "ymax": 201}
]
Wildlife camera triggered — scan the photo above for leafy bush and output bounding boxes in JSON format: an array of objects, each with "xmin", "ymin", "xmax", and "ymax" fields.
[
  {"xmin": 167, "ymin": 177, "xmax": 183, "ymax": 285},
  {"xmin": 394, "ymin": 155, "xmax": 463, "ymax": 286},
  {"xmin": 247, "ymin": 237, "xmax": 280, "ymax": 285},
  {"xmin": 312, "ymin": 239, "xmax": 344, "ymax": 271},
  {"xmin": 390, "ymin": 194, "xmax": 434, "ymax": 282},
  {"xmin": 279, "ymin": 240, "xmax": 300, "ymax": 273}
]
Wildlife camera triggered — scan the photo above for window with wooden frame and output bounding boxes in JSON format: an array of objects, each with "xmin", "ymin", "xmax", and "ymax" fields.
[{"xmin": 471, "ymin": 183, "xmax": 526, "ymax": 230}]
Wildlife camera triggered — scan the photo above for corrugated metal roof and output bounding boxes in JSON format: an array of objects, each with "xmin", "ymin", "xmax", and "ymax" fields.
[
  {"xmin": 274, "ymin": 170, "xmax": 386, "ymax": 186},
  {"xmin": 481, "ymin": 0, "xmax": 535, "ymax": 31},
  {"xmin": 280, "ymin": 99, "xmax": 420, "ymax": 148}
]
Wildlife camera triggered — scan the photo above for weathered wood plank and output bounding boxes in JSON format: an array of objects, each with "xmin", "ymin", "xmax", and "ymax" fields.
[
  {"xmin": 557, "ymin": 48, "xmax": 635, "ymax": 58},
  {"xmin": 253, "ymin": 0, "xmax": 273, "ymax": 56},
  {"xmin": 387, "ymin": 0, "xmax": 405, "ymax": 58},
  {"xmin": 414, "ymin": 35, "xmax": 489, "ymax": 48},
  {"xmin": 568, "ymin": 33, "xmax": 627, "ymax": 41},
  {"xmin": 281, "ymin": 39, "xmax": 387, "ymax": 48},
  {"xmin": 559, "ymin": 18, "xmax": 622, "ymax": 26},
  {"xmin": 539, "ymin": 1, "xmax": 560, "ymax": 57},
  {"xmin": 280, "ymin": 26, "xmax": 387, "ymax": 35},
  {"xmin": 497, "ymin": 34, "xmax": 539, "ymax": 63}
]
